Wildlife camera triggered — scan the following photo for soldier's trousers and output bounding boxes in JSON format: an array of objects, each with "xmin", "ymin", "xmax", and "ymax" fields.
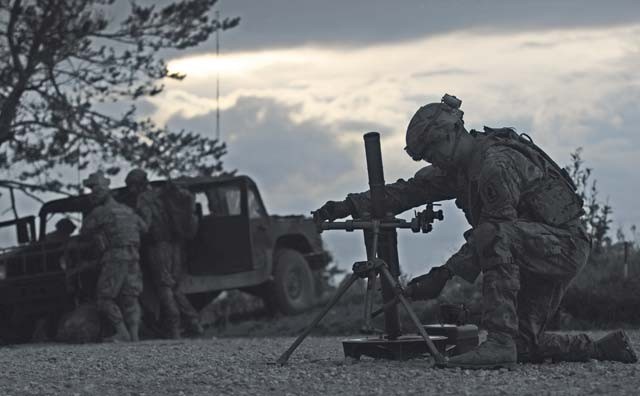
[
  {"xmin": 146, "ymin": 241, "xmax": 199, "ymax": 330},
  {"xmin": 96, "ymin": 246, "xmax": 143, "ymax": 329},
  {"xmin": 478, "ymin": 219, "xmax": 593, "ymax": 362}
]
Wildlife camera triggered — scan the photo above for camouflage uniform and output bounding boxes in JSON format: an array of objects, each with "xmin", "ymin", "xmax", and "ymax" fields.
[
  {"xmin": 347, "ymin": 133, "xmax": 594, "ymax": 362},
  {"xmin": 80, "ymin": 195, "xmax": 147, "ymax": 340},
  {"xmin": 136, "ymin": 185, "xmax": 200, "ymax": 337}
]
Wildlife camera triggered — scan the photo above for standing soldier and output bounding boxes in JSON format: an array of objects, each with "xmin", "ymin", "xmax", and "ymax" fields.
[
  {"xmin": 125, "ymin": 169, "xmax": 203, "ymax": 339},
  {"xmin": 314, "ymin": 94, "xmax": 637, "ymax": 369},
  {"xmin": 81, "ymin": 171, "xmax": 147, "ymax": 342}
]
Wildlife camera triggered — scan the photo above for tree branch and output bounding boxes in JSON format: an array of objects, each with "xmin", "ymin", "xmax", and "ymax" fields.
[
  {"xmin": 7, "ymin": 0, "xmax": 24, "ymax": 76},
  {"xmin": 0, "ymin": 179, "xmax": 70, "ymax": 198}
]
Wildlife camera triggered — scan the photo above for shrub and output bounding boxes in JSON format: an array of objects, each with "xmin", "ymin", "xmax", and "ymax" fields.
[{"xmin": 559, "ymin": 242, "xmax": 640, "ymax": 328}]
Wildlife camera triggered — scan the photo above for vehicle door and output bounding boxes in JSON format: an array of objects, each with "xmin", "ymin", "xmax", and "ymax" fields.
[
  {"xmin": 246, "ymin": 185, "xmax": 272, "ymax": 271},
  {"xmin": 188, "ymin": 182, "xmax": 253, "ymax": 275}
]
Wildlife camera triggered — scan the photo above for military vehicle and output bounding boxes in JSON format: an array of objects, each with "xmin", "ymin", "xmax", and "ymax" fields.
[{"xmin": 0, "ymin": 175, "xmax": 332, "ymax": 342}]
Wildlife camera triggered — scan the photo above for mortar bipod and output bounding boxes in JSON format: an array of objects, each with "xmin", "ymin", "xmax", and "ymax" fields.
[{"xmin": 275, "ymin": 218, "xmax": 446, "ymax": 366}]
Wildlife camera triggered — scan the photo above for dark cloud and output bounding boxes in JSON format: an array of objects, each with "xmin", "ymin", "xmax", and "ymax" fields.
[
  {"xmin": 166, "ymin": 96, "xmax": 359, "ymax": 214},
  {"xmin": 210, "ymin": 0, "xmax": 640, "ymax": 53},
  {"xmin": 165, "ymin": 95, "xmax": 474, "ymax": 273},
  {"xmin": 163, "ymin": 89, "xmax": 640, "ymax": 275}
]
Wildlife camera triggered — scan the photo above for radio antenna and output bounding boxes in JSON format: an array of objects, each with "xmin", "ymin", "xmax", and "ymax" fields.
[{"xmin": 215, "ymin": 9, "xmax": 221, "ymax": 141}]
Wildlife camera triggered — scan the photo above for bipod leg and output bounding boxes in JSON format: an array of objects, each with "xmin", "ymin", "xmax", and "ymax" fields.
[
  {"xmin": 361, "ymin": 270, "xmax": 377, "ymax": 333},
  {"xmin": 378, "ymin": 266, "xmax": 446, "ymax": 365},
  {"xmin": 276, "ymin": 272, "xmax": 360, "ymax": 366}
]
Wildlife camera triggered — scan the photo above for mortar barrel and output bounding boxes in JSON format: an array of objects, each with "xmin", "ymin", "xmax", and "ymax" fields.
[
  {"xmin": 363, "ymin": 132, "xmax": 386, "ymax": 219},
  {"xmin": 362, "ymin": 131, "xmax": 401, "ymax": 339}
]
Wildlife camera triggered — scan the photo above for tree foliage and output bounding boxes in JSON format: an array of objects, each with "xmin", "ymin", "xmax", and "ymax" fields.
[
  {"xmin": 0, "ymin": 0, "xmax": 239, "ymax": 194},
  {"xmin": 564, "ymin": 147, "xmax": 612, "ymax": 253}
]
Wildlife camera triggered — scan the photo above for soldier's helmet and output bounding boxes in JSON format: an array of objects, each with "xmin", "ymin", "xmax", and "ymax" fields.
[
  {"xmin": 125, "ymin": 168, "xmax": 148, "ymax": 187},
  {"xmin": 82, "ymin": 171, "xmax": 110, "ymax": 190},
  {"xmin": 55, "ymin": 218, "xmax": 77, "ymax": 235},
  {"xmin": 405, "ymin": 94, "xmax": 464, "ymax": 161},
  {"xmin": 83, "ymin": 171, "xmax": 111, "ymax": 206}
]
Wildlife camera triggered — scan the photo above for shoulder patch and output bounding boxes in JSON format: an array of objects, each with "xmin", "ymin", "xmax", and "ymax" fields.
[{"xmin": 483, "ymin": 182, "xmax": 500, "ymax": 204}]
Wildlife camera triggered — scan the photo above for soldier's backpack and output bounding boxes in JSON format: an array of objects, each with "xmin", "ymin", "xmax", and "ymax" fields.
[
  {"xmin": 476, "ymin": 127, "xmax": 585, "ymax": 226},
  {"xmin": 162, "ymin": 182, "xmax": 199, "ymax": 240}
]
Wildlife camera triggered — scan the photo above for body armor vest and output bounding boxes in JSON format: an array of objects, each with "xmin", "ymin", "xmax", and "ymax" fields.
[{"xmin": 474, "ymin": 127, "xmax": 584, "ymax": 226}]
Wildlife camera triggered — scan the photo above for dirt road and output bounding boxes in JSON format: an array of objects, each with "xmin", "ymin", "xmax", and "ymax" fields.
[{"xmin": 1, "ymin": 331, "xmax": 639, "ymax": 395}]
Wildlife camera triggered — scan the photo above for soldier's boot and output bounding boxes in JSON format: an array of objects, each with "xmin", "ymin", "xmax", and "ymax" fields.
[
  {"xmin": 104, "ymin": 322, "xmax": 131, "ymax": 343},
  {"xmin": 121, "ymin": 296, "xmax": 141, "ymax": 342},
  {"xmin": 185, "ymin": 318, "xmax": 204, "ymax": 337},
  {"xmin": 98, "ymin": 298, "xmax": 130, "ymax": 343},
  {"xmin": 158, "ymin": 286, "xmax": 181, "ymax": 339},
  {"xmin": 592, "ymin": 330, "xmax": 638, "ymax": 363},
  {"xmin": 442, "ymin": 332, "xmax": 517, "ymax": 369},
  {"xmin": 528, "ymin": 332, "xmax": 595, "ymax": 363},
  {"xmin": 174, "ymin": 290, "xmax": 202, "ymax": 336},
  {"xmin": 161, "ymin": 314, "xmax": 181, "ymax": 339},
  {"xmin": 166, "ymin": 320, "xmax": 181, "ymax": 340},
  {"xmin": 128, "ymin": 322, "xmax": 140, "ymax": 342},
  {"xmin": 442, "ymin": 263, "xmax": 520, "ymax": 370}
]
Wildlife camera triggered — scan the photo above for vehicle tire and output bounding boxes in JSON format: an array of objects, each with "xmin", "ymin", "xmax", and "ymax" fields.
[{"xmin": 271, "ymin": 249, "xmax": 315, "ymax": 315}]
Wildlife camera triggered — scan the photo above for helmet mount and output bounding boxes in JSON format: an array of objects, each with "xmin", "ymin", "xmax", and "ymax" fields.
[{"xmin": 405, "ymin": 94, "xmax": 465, "ymax": 164}]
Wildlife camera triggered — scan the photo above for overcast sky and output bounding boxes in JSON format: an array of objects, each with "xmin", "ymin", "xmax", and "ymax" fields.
[
  {"xmin": 138, "ymin": 0, "xmax": 640, "ymax": 276},
  {"xmin": 5, "ymin": 1, "xmax": 638, "ymax": 277}
]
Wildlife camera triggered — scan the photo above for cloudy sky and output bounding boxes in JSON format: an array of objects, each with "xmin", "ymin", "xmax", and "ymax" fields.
[
  {"xmin": 137, "ymin": 0, "xmax": 640, "ymax": 276},
  {"xmin": 5, "ymin": 0, "xmax": 633, "ymax": 277},
  {"xmin": 0, "ymin": 1, "xmax": 636, "ymax": 281}
]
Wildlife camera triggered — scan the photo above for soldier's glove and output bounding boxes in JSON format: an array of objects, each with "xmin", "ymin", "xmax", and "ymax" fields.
[
  {"xmin": 312, "ymin": 200, "xmax": 352, "ymax": 223},
  {"xmin": 404, "ymin": 266, "xmax": 453, "ymax": 301}
]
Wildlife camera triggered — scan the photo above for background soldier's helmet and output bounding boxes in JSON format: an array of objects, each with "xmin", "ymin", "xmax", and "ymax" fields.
[
  {"xmin": 55, "ymin": 218, "xmax": 77, "ymax": 235},
  {"xmin": 405, "ymin": 94, "xmax": 464, "ymax": 161},
  {"xmin": 125, "ymin": 168, "xmax": 148, "ymax": 187},
  {"xmin": 83, "ymin": 171, "xmax": 111, "ymax": 205},
  {"xmin": 82, "ymin": 171, "xmax": 110, "ymax": 189}
]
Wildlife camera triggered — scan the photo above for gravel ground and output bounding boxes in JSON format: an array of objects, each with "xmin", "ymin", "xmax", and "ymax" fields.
[{"xmin": 1, "ymin": 331, "xmax": 640, "ymax": 396}]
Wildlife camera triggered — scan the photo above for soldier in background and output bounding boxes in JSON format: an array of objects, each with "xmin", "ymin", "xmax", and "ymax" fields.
[
  {"xmin": 125, "ymin": 169, "xmax": 203, "ymax": 339},
  {"xmin": 314, "ymin": 94, "xmax": 637, "ymax": 369},
  {"xmin": 45, "ymin": 218, "xmax": 77, "ymax": 243},
  {"xmin": 80, "ymin": 171, "xmax": 147, "ymax": 342}
]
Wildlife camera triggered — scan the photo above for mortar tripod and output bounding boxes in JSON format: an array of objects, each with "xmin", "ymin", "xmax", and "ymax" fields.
[{"xmin": 276, "ymin": 216, "xmax": 447, "ymax": 366}]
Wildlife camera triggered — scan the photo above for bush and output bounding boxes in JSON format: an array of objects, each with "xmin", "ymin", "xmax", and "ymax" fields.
[{"xmin": 559, "ymin": 242, "xmax": 640, "ymax": 328}]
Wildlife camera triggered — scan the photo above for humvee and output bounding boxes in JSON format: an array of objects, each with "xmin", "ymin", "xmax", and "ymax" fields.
[{"xmin": 0, "ymin": 175, "xmax": 331, "ymax": 342}]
